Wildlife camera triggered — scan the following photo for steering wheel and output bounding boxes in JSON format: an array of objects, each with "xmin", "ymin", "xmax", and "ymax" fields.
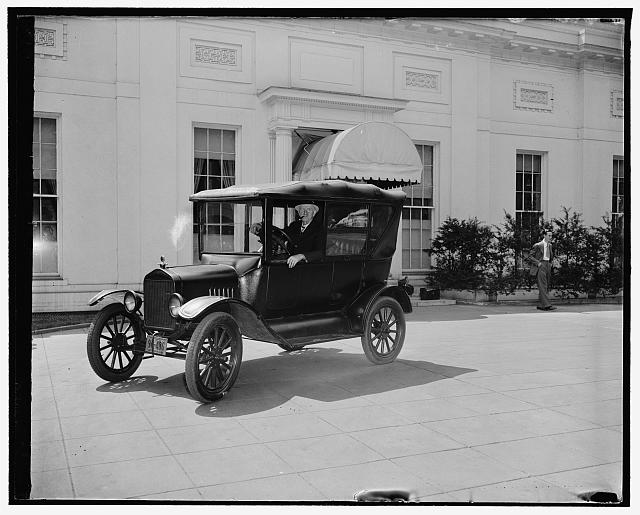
[{"xmin": 271, "ymin": 227, "xmax": 294, "ymax": 257}]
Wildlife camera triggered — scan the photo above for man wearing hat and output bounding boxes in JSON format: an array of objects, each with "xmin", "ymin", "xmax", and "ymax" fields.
[{"xmin": 250, "ymin": 203, "xmax": 323, "ymax": 268}]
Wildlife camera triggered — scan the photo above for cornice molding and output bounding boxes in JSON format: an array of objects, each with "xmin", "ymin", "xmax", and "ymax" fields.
[{"xmin": 258, "ymin": 87, "xmax": 409, "ymax": 112}]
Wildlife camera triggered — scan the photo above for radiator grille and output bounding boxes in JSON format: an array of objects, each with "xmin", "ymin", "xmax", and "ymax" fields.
[{"xmin": 143, "ymin": 277, "xmax": 176, "ymax": 331}]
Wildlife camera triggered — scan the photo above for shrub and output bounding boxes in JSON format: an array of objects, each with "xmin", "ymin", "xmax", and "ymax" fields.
[
  {"xmin": 428, "ymin": 209, "xmax": 623, "ymax": 299},
  {"xmin": 430, "ymin": 217, "xmax": 493, "ymax": 291}
]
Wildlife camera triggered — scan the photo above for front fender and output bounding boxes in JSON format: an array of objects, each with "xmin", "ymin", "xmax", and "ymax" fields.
[
  {"xmin": 177, "ymin": 296, "xmax": 285, "ymax": 345},
  {"xmin": 177, "ymin": 296, "xmax": 229, "ymax": 320},
  {"xmin": 88, "ymin": 289, "xmax": 142, "ymax": 307}
]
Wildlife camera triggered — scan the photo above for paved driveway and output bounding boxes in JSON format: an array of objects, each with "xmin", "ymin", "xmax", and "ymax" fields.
[{"xmin": 30, "ymin": 304, "xmax": 624, "ymax": 502}]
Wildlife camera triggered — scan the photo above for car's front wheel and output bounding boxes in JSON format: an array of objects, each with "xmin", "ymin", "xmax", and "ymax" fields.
[
  {"xmin": 86, "ymin": 303, "xmax": 144, "ymax": 382},
  {"xmin": 361, "ymin": 297, "xmax": 406, "ymax": 365},
  {"xmin": 185, "ymin": 312, "xmax": 243, "ymax": 402}
]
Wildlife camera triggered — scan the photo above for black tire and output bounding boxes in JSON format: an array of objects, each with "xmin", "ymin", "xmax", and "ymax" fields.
[
  {"xmin": 361, "ymin": 297, "xmax": 406, "ymax": 365},
  {"xmin": 87, "ymin": 303, "xmax": 144, "ymax": 382},
  {"xmin": 185, "ymin": 312, "xmax": 243, "ymax": 402}
]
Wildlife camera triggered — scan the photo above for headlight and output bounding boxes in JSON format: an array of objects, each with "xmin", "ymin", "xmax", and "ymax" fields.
[
  {"xmin": 124, "ymin": 291, "xmax": 141, "ymax": 313},
  {"xmin": 168, "ymin": 293, "xmax": 184, "ymax": 318}
]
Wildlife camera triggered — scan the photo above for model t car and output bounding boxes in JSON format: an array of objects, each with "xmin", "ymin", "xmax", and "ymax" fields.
[{"xmin": 86, "ymin": 180, "xmax": 412, "ymax": 402}]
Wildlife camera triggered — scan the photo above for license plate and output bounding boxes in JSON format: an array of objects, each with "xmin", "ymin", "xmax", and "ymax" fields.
[{"xmin": 145, "ymin": 335, "xmax": 167, "ymax": 356}]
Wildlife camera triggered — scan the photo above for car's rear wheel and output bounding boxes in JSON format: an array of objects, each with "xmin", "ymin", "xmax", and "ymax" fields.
[
  {"xmin": 185, "ymin": 312, "xmax": 243, "ymax": 402},
  {"xmin": 87, "ymin": 303, "xmax": 144, "ymax": 382},
  {"xmin": 361, "ymin": 297, "xmax": 405, "ymax": 365}
]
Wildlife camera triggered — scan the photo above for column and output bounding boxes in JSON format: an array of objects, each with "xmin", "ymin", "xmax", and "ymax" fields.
[
  {"xmin": 268, "ymin": 131, "xmax": 276, "ymax": 183},
  {"xmin": 274, "ymin": 127, "xmax": 294, "ymax": 183}
]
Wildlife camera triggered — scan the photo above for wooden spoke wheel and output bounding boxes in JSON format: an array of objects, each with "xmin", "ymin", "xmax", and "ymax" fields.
[
  {"xmin": 87, "ymin": 303, "xmax": 144, "ymax": 382},
  {"xmin": 361, "ymin": 297, "xmax": 406, "ymax": 365},
  {"xmin": 185, "ymin": 312, "xmax": 243, "ymax": 402}
]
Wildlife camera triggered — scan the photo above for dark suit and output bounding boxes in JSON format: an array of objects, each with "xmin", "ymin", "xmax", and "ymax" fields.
[
  {"xmin": 284, "ymin": 216, "xmax": 323, "ymax": 262},
  {"xmin": 526, "ymin": 241, "xmax": 554, "ymax": 309}
]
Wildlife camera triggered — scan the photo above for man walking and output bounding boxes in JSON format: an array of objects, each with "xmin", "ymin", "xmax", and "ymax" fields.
[{"xmin": 527, "ymin": 230, "xmax": 557, "ymax": 311}]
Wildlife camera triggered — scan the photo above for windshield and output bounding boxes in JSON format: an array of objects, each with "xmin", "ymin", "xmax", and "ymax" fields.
[{"xmin": 197, "ymin": 200, "xmax": 263, "ymax": 255}]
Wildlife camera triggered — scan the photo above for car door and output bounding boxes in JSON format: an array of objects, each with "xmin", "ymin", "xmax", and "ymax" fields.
[
  {"xmin": 325, "ymin": 202, "xmax": 369, "ymax": 309},
  {"xmin": 264, "ymin": 200, "xmax": 332, "ymax": 316}
]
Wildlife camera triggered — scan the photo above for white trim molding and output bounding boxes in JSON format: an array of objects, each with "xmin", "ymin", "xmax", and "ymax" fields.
[
  {"xmin": 258, "ymin": 86, "xmax": 408, "ymax": 130},
  {"xmin": 513, "ymin": 81, "xmax": 554, "ymax": 113}
]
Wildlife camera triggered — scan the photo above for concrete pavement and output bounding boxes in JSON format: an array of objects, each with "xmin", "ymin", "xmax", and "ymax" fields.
[{"xmin": 30, "ymin": 303, "xmax": 624, "ymax": 502}]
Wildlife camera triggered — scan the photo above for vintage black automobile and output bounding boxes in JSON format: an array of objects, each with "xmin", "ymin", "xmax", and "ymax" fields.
[{"xmin": 86, "ymin": 180, "xmax": 412, "ymax": 402}]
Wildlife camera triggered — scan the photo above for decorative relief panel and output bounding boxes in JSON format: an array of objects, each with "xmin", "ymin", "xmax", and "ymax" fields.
[
  {"xmin": 405, "ymin": 71, "xmax": 440, "ymax": 90},
  {"xmin": 179, "ymin": 23, "xmax": 254, "ymax": 84},
  {"xmin": 513, "ymin": 81, "xmax": 554, "ymax": 112},
  {"xmin": 393, "ymin": 53, "xmax": 451, "ymax": 105},
  {"xmin": 34, "ymin": 20, "xmax": 65, "ymax": 58},
  {"xmin": 194, "ymin": 45, "xmax": 237, "ymax": 66},
  {"xmin": 610, "ymin": 90, "xmax": 624, "ymax": 118}
]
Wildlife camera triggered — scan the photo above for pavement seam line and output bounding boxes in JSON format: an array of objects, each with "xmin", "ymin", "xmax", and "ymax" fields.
[
  {"xmin": 37, "ymin": 337, "xmax": 77, "ymax": 499},
  {"xmin": 128, "ymin": 388, "xmax": 201, "ymax": 493}
]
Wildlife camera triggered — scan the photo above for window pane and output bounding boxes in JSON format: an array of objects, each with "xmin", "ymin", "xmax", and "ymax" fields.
[
  {"xmin": 33, "ymin": 119, "xmax": 39, "ymax": 143},
  {"xmin": 617, "ymin": 197, "xmax": 624, "ymax": 213},
  {"xmin": 524, "ymin": 193, "xmax": 532, "ymax": 211},
  {"xmin": 516, "ymin": 192, "xmax": 522, "ymax": 211},
  {"xmin": 524, "ymin": 174, "xmax": 532, "ymax": 191},
  {"xmin": 32, "ymin": 143, "xmax": 40, "ymax": 169},
  {"xmin": 41, "ymin": 179, "xmax": 57, "ymax": 195},
  {"xmin": 222, "ymin": 130, "xmax": 234, "ymax": 153},
  {"xmin": 208, "ymin": 129, "xmax": 222, "ymax": 152},
  {"xmin": 206, "ymin": 203, "xmax": 220, "ymax": 223},
  {"xmin": 617, "ymin": 178, "xmax": 624, "ymax": 196},
  {"xmin": 533, "ymin": 193, "xmax": 541, "ymax": 211},
  {"xmin": 221, "ymin": 159, "xmax": 235, "ymax": 187},
  {"xmin": 194, "ymin": 174, "xmax": 207, "ymax": 193},
  {"xmin": 533, "ymin": 154, "xmax": 541, "ymax": 173},
  {"xmin": 41, "ymin": 144, "xmax": 56, "ymax": 170},
  {"xmin": 41, "ymin": 198, "xmax": 57, "ymax": 222},
  {"xmin": 208, "ymin": 176, "xmax": 222, "ymax": 190},
  {"xmin": 33, "ymin": 198, "xmax": 40, "ymax": 221},
  {"xmin": 326, "ymin": 204, "xmax": 368, "ymax": 256},
  {"xmin": 516, "ymin": 172, "xmax": 523, "ymax": 191},
  {"xmin": 194, "ymin": 154, "xmax": 207, "ymax": 174},
  {"xmin": 533, "ymin": 174, "xmax": 541, "ymax": 193},
  {"xmin": 194, "ymin": 128, "xmax": 207, "ymax": 151},
  {"xmin": 40, "ymin": 118, "xmax": 56, "ymax": 144},
  {"xmin": 209, "ymin": 158, "xmax": 221, "ymax": 176},
  {"xmin": 524, "ymin": 154, "xmax": 532, "ymax": 172},
  {"xmin": 423, "ymin": 145, "xmax": 433, "ymax": 166}
]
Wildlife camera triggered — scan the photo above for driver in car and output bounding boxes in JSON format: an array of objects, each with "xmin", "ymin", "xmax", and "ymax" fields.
[{"xmin": 250, "ymin": 203, "xmax": 323, "ymax": 268}]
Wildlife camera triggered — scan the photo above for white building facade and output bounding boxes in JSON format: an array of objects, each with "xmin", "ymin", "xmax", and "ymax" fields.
[{"xmin": 31, "ymin": 16, "xmax": 625, "ymax": 312}]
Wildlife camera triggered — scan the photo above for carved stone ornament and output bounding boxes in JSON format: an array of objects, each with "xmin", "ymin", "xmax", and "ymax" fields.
[
  {"xmin": 514, "ymin": 81, "xmax": 553, "ymax": 112},
  {"xmin": 34, "ymin": 20, "xmax": 65, "ymax": 58},
  {"xmin": 194, "ymin": 45, "xmax": 238, "ymax": 66},
  {"xmin": 611, "ymin": 90, "xmax": 624, "ymax": 118},
  {"xmin": 405, "ymin": 71, "xmax": 439, "ymax": 90}
]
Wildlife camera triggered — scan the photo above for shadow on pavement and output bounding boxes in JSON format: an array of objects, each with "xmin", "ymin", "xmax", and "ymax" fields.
[{"xmin": 95, "ymin": 346, "xmax": 476, "ymax": 417}]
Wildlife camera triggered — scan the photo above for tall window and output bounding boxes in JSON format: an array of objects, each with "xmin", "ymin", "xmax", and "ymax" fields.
[
  {"xmin": 402, "ymin": 144, "xmax": 434, "ymax": 272},
  {"xmin": 515, "ymin": 151, "xmax": 543, "ymax": 234},
  {"xmin": 193, "ymin": 127, "xmax": 236, "ymax": 261},
  {"xmin": 612, "ymin": 157, "xmax": 624, "ymax": 228},
  {"xmin": 33, "ymin": 117, "xmax": 58, "ymax": 275}
]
